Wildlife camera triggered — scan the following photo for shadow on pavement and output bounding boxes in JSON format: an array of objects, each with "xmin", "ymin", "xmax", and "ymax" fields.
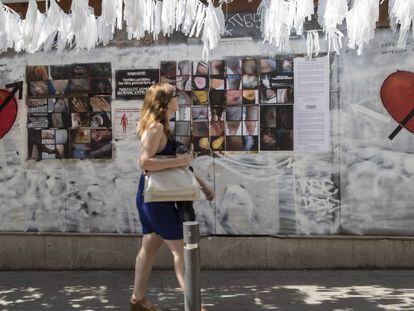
[{"xmin": 0, "ymin": 270, "xmax": 413, "ymax": 310}]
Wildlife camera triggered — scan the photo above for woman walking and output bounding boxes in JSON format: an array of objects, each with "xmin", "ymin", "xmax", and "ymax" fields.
[{"xmin": 131, "ymin": 83, "xmax": 210, "ymax": 311}]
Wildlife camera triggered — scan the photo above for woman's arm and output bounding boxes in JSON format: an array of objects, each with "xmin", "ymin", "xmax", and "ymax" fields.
[
  {"xmin": 194, "ymin": 175, "xmax": 214, "ymax": 201},
  {"xmin": 138, "ymin": 123, "xmax": 191, "ymax": 171}
]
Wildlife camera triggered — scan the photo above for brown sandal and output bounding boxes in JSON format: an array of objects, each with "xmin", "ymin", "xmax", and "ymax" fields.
[{"xmin": 130, "ymin": 297, "xmax": 160, "ymax": 311}]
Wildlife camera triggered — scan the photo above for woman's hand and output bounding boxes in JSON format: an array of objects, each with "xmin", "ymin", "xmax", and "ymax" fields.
[
  {"xmin": 194, "ymin": 174, "xmax": 214, "ymax": 201},
  {"xmin": 202, "ymin": 185, "xmax": 215, "ymax": 201},
  {"xmin": 176, "ymin": 153, "xmax": 192, "ymax": 167}
]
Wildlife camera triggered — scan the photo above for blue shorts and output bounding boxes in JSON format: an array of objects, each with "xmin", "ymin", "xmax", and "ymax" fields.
[{"xmin": 136, "ymin": 175, "xmax": 183, "ymax": 240}]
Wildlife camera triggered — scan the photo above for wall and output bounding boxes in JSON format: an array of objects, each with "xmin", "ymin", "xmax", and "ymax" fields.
[
  {"xmin": 339, "ymin": 31, "xmax": 414, "ymax": 235},
  {"xmin": 2, "ymin": 234, "xmax": 414, "ymax": 270},
  {"xmin": 0, "ymin": 29, "xmax": 412, "ymax": 236}
]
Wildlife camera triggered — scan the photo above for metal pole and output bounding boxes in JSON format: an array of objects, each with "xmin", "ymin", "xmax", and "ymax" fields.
[{"xmin": 183, "ymin": 221, "xmax": 201, "ymax": 311}]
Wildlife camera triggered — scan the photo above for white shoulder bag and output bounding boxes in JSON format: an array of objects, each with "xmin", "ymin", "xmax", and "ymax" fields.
[{"xmin": 144, "ymin": 167, "xmax": 202, "ymax": 203}]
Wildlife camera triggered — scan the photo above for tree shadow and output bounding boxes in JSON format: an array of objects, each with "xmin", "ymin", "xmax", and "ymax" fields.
[{"xmin": 0, "ymin": 271, "xmax": 413, "ymax": 310}]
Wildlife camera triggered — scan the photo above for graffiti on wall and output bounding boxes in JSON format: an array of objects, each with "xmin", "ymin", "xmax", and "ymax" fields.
[
  {"xmin": 0, "ymin": 43, "xmax": 337, "ymax": 235},
  {"xmin": 0, "ymin": 82, "xmax": 22, "ymax": 139},
  {"xmin": 0, "ymin": 30, "xmax": 413, "ymax": 236},
  {"xmin": 340, "ymin": 31, "xmax": 414, "ymax": 235}
]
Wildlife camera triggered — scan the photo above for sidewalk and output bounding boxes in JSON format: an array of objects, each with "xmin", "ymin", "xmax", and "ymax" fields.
[{"xmin": 0, "ymin": 270, "xmax": 413, "ymax": 310}]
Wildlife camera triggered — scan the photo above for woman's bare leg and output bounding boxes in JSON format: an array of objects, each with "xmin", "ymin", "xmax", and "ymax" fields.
[
  {"xmin": 164, "ymin": 239, "xmax": 208, "ymax": 310},
  {"xmin": 163, "ymin": 239, "xmax": 185, "ymax": 291},
  {"xmin": 132, "ymin": 233, "xmax": 163, "ymax": 300}
]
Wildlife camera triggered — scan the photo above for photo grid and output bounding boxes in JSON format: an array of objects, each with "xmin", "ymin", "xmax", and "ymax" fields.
[
  {"xmin": 26, "ymin": 63, "xmax": 113, "ymax": 160},
  {"xmin": 160, "ymin": 57, "xmax": 294, "ymax": 153}
]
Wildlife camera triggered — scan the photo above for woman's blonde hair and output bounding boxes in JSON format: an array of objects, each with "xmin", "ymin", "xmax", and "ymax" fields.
[{"xmin": 137, "ymin": 83, "xmax": 175, "ymax": 139}]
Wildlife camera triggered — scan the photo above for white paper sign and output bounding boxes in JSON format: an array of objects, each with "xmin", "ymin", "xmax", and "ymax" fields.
[
  {"xmin": 113, "ymin": 101, "xmax": 142, "ymax": 140},
  {"xmin": 294, "ymin": 55, "xmax": 330, "ymax": 152}
]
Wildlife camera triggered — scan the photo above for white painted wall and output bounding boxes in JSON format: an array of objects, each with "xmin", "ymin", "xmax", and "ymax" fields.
[{"xmin": 0, "ymin": 29, "xmax": 411, "ymax": 235}]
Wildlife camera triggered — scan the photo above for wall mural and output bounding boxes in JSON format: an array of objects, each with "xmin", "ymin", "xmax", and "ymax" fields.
[
  {"xmin": 0, "ymin": 30, "xmax": 412, "ymax": 235},
  {"xmin": 0, "ymin": 82, "xmax": 22, "ymax": 139},
  {"xmin": 26, "ymin": 63, "xmax": 113, "ymax": 160},
  {"xmin": 340, "ymin": 32, "xmax": 414, "ymax": 235},
  {"xmin": 380, "ymin": 71, "xmax": 414, "ymax": 140}
]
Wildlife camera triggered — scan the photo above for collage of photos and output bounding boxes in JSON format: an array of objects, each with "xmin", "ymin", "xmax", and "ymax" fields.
[
  {"xmin": 160, "ymin": 57, "xmax": 294, "ymax": 153},
  {"xmin": 26, "ymin": 63, "xmax": 113, "ymax": 160}
]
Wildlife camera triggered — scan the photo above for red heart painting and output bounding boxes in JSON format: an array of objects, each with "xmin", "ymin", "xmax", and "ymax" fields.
[
  {"xmin": 380, "ymin": 70, "xmax": 414, "ymax": 134},
  {"xmin": 0, "ymin": 89, "xmax": 18, "ymax": 139}
]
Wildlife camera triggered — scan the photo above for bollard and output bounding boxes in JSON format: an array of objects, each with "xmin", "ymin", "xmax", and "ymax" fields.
[{"xmin": 183, "ymin": 221, "xmax": 201, "ymax": 311}]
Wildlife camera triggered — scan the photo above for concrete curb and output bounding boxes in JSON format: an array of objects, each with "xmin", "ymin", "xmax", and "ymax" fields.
[{"xmin": 0, "ymin": 234, "xmax": 413, "ymax": 270}]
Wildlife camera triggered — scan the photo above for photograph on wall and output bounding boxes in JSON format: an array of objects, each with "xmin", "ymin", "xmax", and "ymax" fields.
[
  {"xmin": 49, "ymin": 79, "xmax": 69, "ymax": 95},
  {"xmin": 177, "ymin": 60, "xmax": 192, "ymax": 75},
  {"xmin": 28, "ymin": 128, "xmax": 70, "ymax": 160},
  {"xmin": 70, "ymin": 129, "xmax": 91, "ymax": 159},
  {"xmin": 27, "ymin": 98, "xmax": 48, "ymax": 114},
  {"xmin": 260, "ymin": 58, "xmax": 294, "ymax": 106},
  {"xmin": 69, "ymin": 97, "xmax": 90, "ymax": 113},
  {"xmin": 27, "ymin": 115, "xmax": 48, "ymax": 128},
  {"xmin": 90, "ymin": 129, "xmax": 112, "ymax": 158},
  {"xmin": 90, "ymin": 78, "xmax": 112, "ymax": 95},
  {"xmin": 90, "ymin": 63, "xmax": 112, "ymax": 77},
  {"xmin": 90, "ymin": 112, "xmax": 111, "ymax": 128},
  {"xmin": 26, "ymin": 63, "xmax": 113, "ymax": 160},
  {"xmin": 50, "ymin": 65, "xmax": 71, "ymax": 79},
  {"xmin": 177, "ymin": 75, "xmax": 192, "ymax": 91},
  {"xmin": 260, "ymin": 105, "xmax": 293, "ymax": 151},
  {"xmin": 178, "ymin": 91, "xmax": 193, "ymax": 106},
  {"xmin": 160, "ymin": 62, "xmax": 176, "ymax": 86},
  {"xmin": 90, "ymin": 96, "xmax": 111, "ymax": 112},
  {"xmin": 68, "ymin": 78, "xmax": 90, "ymax": 94},
  {"xmin": 71, "ymin": 64, "xmax": 89, "ymax": 78},
  {"xmin": 223, "ymin": 57, "xmax": 259, "ymax": 152},
  {"xmin": 210, "ymin": 76, "xmax": 225, "ymax": 90},
  {"xmin": 161, "ymin": 57, "xmax": 295, "ymax": 153},
  {"xmin": 28, "ymin": 81, "xmax": 51, "ymax": 97},
  {"xmin": 27, "ymin": 66, "xmax": 49, "ymax": 81},
  {"xmin": 49, "ymin": 98, "xmax": 69, "ymax": 113}
]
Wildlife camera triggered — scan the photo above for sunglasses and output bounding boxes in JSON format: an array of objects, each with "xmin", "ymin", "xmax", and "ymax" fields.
[
  {"xmin": 168, "ymin": 94, "xmax": 178, "ymax": 101},
  {"xmin": 165, "ymin": 94, "xmax": 178, "ymax": 105}
]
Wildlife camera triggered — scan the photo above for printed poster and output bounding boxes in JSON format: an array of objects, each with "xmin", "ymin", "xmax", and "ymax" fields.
[
  {"xmin": 113, "ymin": 101, "xmax": 141, "ymax": 140},
  {"xmin": 115, "ymin": 69, "xmax": 159, "ymax": 100},
  {"xmin": 293, "ymin": 55, "xmax": 330, "ymax": 152}
]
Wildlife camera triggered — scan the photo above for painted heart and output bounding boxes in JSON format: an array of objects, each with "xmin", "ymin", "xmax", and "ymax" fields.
[
  {"xmin": 0, "ymin": 89, "xmax": 18, "ymax": 139},
  {"xmin": 380, "ymin": 70, "xmax": 414, "ymax": 133}
]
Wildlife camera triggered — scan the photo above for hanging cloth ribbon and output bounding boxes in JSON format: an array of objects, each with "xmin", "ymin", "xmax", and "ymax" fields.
[
  {"xmin": 318, "ymin": 0, "xmax": 348, "ymax": 54},
  {"xmin": 306, "ymin": 30, "xmax": 320, "ymax": 59},
  {"xmin": 346, "ymin": 0, "xmax": 380, "ymax": 55},
  {"xmin": 201, "ymin": 1, "xmax": 223, "ymax": 61},
  {"xmin": 258, "ymin": 0, "xmax": 292, "ymax": 51},
  {"xmin": 389, "ymin": 0, "xmax": 414, "ymax": 48}
]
